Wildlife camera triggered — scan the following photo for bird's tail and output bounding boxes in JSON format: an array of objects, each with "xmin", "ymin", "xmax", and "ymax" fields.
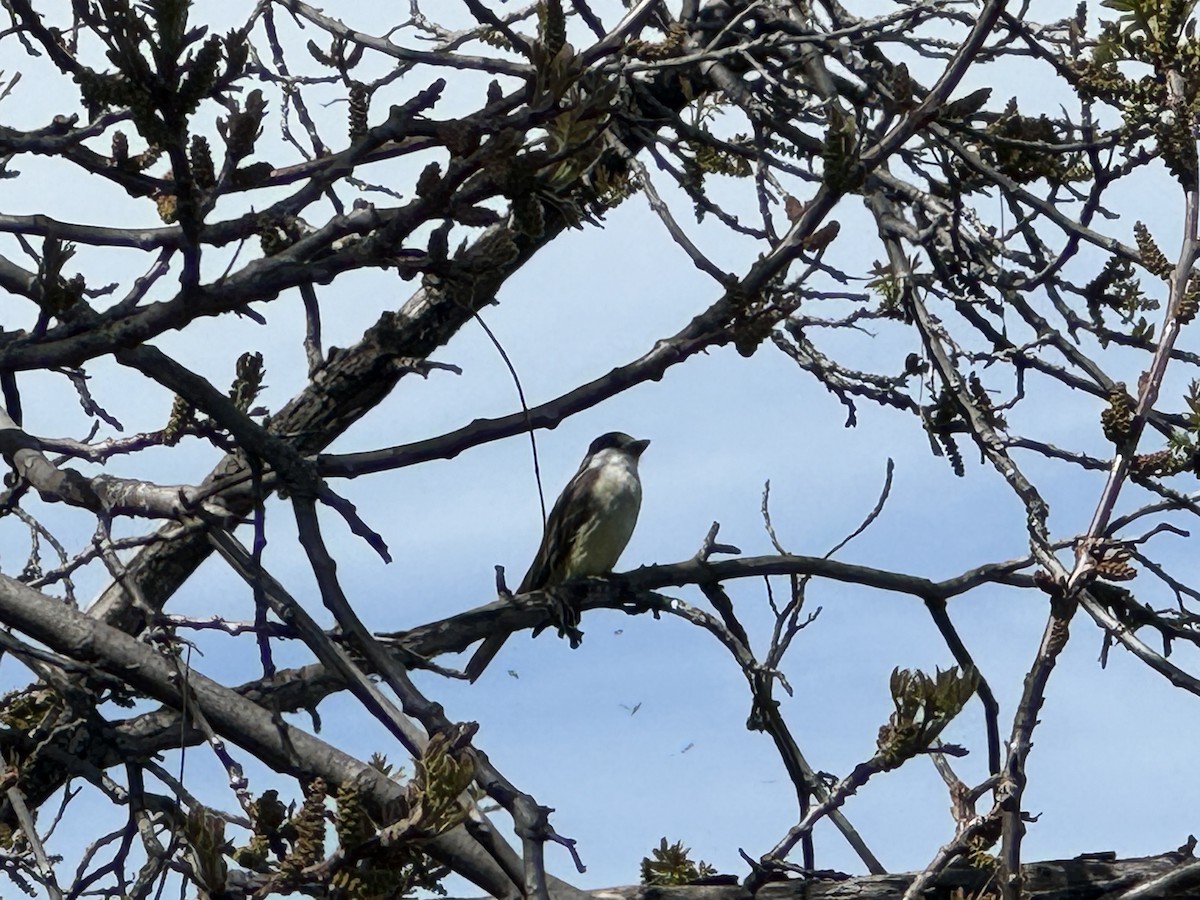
[{"xmin": 464, "ymin": 632, "xmax": 508, "ymax": 682}]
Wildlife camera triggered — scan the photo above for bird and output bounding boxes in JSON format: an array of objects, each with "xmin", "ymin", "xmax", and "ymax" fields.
[{"xmin": 464, "ymin": 431, "xmax": 650, "ymax": 682}]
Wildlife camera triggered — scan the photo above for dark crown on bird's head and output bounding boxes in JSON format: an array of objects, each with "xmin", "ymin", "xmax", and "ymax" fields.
[{"xmin": 588, "ymin": 432, "xmax": 651, "ymax": 457}]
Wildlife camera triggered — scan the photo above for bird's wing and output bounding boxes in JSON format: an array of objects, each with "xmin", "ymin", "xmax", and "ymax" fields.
[
  {"xmin": 469, "ymin": 468, "xmax": 596, "ymax": 681},
  {"xmin": 518, "ymin": 466, "xmax": 598, "ymax": 591}
]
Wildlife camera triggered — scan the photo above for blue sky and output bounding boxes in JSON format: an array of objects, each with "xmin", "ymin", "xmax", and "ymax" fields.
[{"xmin": 2, "ymin": 1, "xmax": 1199, "ymax": 895}]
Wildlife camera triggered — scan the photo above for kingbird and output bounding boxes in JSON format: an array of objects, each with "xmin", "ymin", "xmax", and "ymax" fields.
[{"xmin": 465, "ymin": 432, "xmax": 650, "ymax": 682}]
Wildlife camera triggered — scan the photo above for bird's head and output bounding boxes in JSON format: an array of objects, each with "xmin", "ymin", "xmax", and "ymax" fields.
[{"xmin": 588, "ymin": 432, "xmax": 650, "ymax": 459}]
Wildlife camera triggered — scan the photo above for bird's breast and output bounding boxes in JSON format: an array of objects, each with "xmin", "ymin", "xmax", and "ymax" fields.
[{"xmin": 565, "ymin": 462, "xmax": 642, "ymax": 577}]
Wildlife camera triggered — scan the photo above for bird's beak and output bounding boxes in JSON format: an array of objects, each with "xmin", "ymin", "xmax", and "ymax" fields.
[{"xmin": 629, "ymin": 438, "xmax": 650, "ymax": 457}]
